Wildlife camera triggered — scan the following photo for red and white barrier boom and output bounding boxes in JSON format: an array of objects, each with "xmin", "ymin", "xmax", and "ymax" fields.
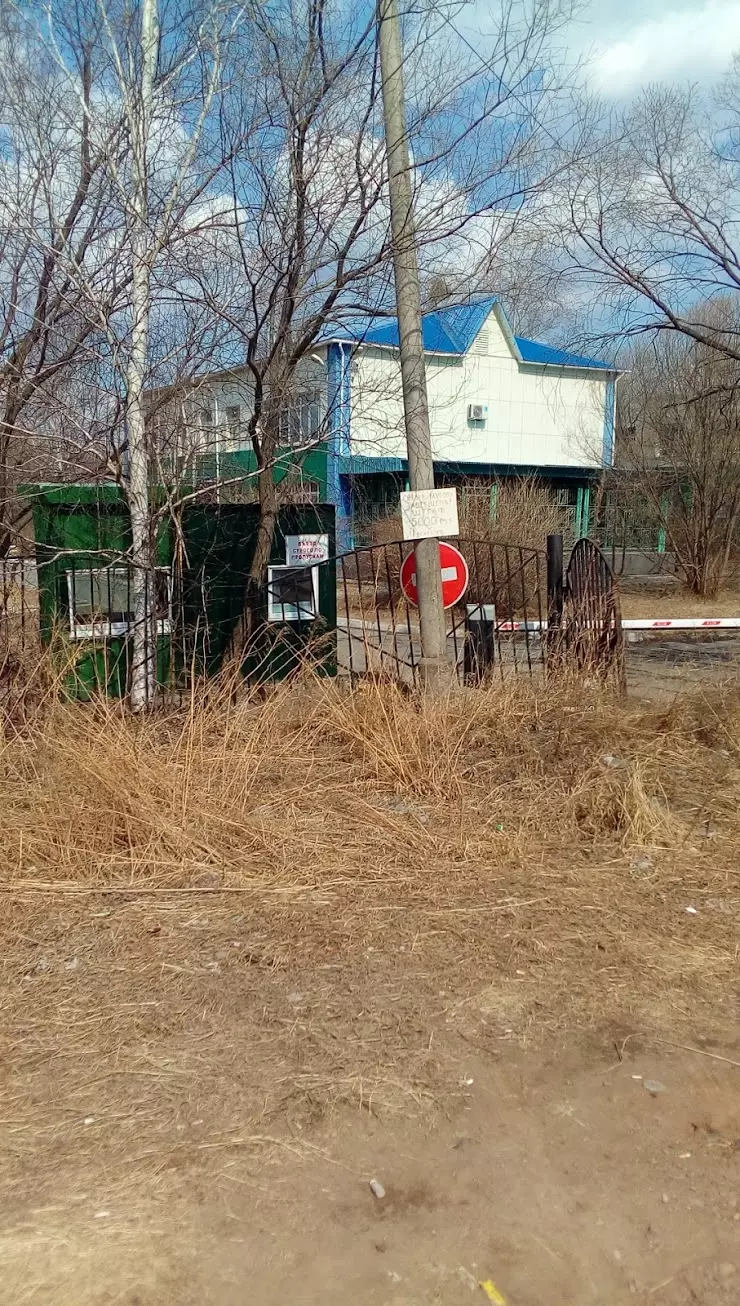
[{"xmin": 494, "ymin": 618, "xmax": 740, "ymax": 631}]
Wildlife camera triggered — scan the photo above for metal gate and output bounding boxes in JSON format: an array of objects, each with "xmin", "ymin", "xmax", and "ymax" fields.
[
  {"xmin": 562, "ymin": 537, "xmax": 625, "ymax": 689},
  {"xmin": 331, "ymin": 537, "xmax": 548, "ymax": 685},
  {"xmin": 0, "ymin": 535, "xmax": 625, "ymax": 704},
  {"xmin": 328, "ymin": 535, "xmax": 625, "ymax": 687}
]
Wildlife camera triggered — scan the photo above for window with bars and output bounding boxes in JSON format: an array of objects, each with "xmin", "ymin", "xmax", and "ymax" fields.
[{"xmin": 280, "ymin": 479, "xmax": 321, "ymax": 504}]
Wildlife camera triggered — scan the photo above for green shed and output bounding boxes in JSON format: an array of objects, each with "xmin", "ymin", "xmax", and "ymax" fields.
[
  {"xmin": 26, "ymin": 484, "xmax": 174, "ymax": 699},
  {"xmin": 23, "ymin": 485, "xmax": 337, "ymax": 697},
  {"xmin": 180, "ymin": 500, "xmax": 337, "ymax": 682}
]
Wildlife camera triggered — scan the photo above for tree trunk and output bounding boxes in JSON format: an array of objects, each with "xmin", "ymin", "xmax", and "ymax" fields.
[
  {"xmin": 126, "ymin": 0, "xmax": 159, "ymax": 712},
  {"xmin": 127, "ymin": 238, "xmax": 155, "ymax": 708},
  {"xmin": 230, "ymin": 453, "xmax": 278, "ymax": 660}
]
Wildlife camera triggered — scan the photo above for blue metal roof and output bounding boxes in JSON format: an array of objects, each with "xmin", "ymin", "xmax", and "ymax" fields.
[
  {"xmin": 514, "ymin": 336, "xmax": 611, "ymax": 370},
  {"xmin": 319, "ymin": 297, "xmax": 613, "ymax": 370},
  {"xmin": 317, "ymin": 297, "xmax": 498, "ymax": 353}
]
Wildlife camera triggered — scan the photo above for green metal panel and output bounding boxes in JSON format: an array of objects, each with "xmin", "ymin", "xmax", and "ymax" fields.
[
  {"xmin": 25, "ymin": 484, "xmax": 173, "ymax": 699},
  {"xmin": 193, "ymin": 446, "xmax": 329, "ymax": 500},
  {"xmin": 489, "ymin": 482, "xmax": 499, "ymax": 524},
  {"xmin": 657, "ymin": 492, "xmax": 670, "ymax": 554},
  {"xmin": 25, "ymin": 486, "xmax": 338, "ymax": 691},
  {"xmin": 581, "ymin": 485, "xmax": 592, "ymax": 537},
  {"xmin": 180, "ymin": 501, "xmax": 337, "ymax": 682}
]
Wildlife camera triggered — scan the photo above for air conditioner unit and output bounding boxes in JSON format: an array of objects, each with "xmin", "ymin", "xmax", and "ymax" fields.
[{"xmin": 468, "ymin": 403, "xmax": 485, "ymax": 422}]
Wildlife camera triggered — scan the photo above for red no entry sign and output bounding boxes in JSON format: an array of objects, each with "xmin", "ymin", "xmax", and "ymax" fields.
[{"xmin": 400, "ymin": 541, "xmax": 469, "ymax": 610}]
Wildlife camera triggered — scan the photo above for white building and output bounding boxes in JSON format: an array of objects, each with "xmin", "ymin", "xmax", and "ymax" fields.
[
  {"xmin": 319, "ymin": 296, "xmax": 616, "ymax": 546},
  {"xmin": 154, "ymin": 296, "xmax": 617, "ymax": 549}
]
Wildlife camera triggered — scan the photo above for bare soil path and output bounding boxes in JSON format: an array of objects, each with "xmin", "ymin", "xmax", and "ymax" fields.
[
  {"xmin": 1, "ymin": 891, "xmax": 738, "ymax": 1306},
  {"xmin": 2, "ymin": 1016, "xmax": 739, "ymax": 1305}
]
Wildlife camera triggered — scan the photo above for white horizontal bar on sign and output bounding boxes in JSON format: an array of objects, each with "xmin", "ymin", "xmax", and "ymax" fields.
[
  {"xmin": 339, "ymin": 614, "xmax": 740, "ymax": 634},
  {"xmin": 498, "ymin": 621, "xmax": 543, "ymax": 631}
]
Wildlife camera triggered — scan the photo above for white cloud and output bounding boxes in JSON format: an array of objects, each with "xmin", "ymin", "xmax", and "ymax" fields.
[{"xmin": 587, "ymin": 0, "xmax": 740, "ymax": 93}]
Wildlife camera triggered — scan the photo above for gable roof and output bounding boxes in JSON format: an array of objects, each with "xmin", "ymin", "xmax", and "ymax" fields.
[
  {"xmin": 316, "ymin": 296, "xmax": 497, "ymax": 354},
  {"xmin": 318, "ymin": 296, "xmax": 615, "ymax": 372}
]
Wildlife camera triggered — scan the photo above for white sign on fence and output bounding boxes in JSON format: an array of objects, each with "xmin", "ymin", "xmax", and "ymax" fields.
[
  {"xmin": 400, "ymin": 488, "xmax": 459, "ymax": 541},
  {"xmin": 285, "ymin": 534, "xmax": 329, "ymax": 566}
]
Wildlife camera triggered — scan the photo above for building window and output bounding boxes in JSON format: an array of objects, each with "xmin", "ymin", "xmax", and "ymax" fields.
[
  {"xmin": 66, "ymin": 566, "xmax": 171, "ymax": 640},
  {"xmin": 266, "ymin": 565, "xmax": 319, "ymax": 623},
  {"xmin": 197, "ymin": 407, "xmax": 215, "ymax": 449},
  {"xmin": 224, "ymin": 404, "xmax": 248, "ymax": 451},
  {"xmin": 279, "ymin": 391, "xmax": 322, "ymax": 447}
]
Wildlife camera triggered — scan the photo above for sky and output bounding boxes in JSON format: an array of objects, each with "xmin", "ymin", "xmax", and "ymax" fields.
[{"xmin": 571, "ymin": 0, "xmax": 740, "ymax": 95}]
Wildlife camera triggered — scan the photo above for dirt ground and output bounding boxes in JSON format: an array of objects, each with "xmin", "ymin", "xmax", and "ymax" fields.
[
  {"xmin": 619, "ymin": 577, "xmax": 740, "ymax": 698},
  {"xmin": 1, "ymin": 894, "xmax": 739, "ymax": 1306},
  {"xmin": 627, "ymin": 632, "xmax": 740, "ymax": 698},
  {"xmin": 1, "ymin": 669, "xmax": 739, "ymax": 1305}
]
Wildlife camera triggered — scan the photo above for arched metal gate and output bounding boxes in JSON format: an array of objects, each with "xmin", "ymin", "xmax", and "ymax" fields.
[{"xmin": 562, "ymin": 537, "xmax": 625, "ymax": 690}]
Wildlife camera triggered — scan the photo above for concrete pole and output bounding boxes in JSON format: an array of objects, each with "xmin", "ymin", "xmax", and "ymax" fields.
[{"xmin": 377, "ymin": 0, "xmax": 447, "ymax": 682}]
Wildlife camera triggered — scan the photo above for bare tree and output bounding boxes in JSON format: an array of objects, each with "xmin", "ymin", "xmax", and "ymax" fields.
[
  {"xmin": 563, "ymin": 69, "xmax": 740, "ymax": 363},
  {"xmin": 40, "ymin": 0, "xmax": 244, "ymax": 707},
  {"xmin": 177, "ymin": 0, "xmax": 580, "ymax": 643},
  {"xmin": 618, "ymin": 302, "xmax": 740, "ymax": 596},
  {"xmin": 0, "ymin": 5, "xmax": 129, "ymax": 555}
]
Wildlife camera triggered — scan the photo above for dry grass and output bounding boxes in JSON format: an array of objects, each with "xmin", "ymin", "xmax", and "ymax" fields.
[
  {"xmin": 621, "ymin": 583, "xmax": 740, "ymax": 619},
  {"xmin": 361, "ymin": 480, "xmax": 569, "ymax": 619},
  {"xmin": 459, "ymin": 475, "xmax": 572, "ymax": 552},
  {"xmin": 0, "ymin": 670, "xmax": 739, "ymax": 1241}
]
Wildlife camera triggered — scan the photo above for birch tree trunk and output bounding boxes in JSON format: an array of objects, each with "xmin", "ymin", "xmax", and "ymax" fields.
[{"xmin": 127, "ymin": 0, "xmax": 159, "ymax": 711}]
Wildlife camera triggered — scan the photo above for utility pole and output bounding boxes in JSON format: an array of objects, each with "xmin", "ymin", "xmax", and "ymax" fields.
[{"xmin": 377, "ymin": 0, "xmax": 447, "ymax": 683}]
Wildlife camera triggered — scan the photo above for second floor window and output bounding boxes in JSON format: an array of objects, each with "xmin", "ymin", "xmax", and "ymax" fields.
[
  {"xmin": 278, "ymin": 391, "xmax": 323, "ymax": 447},
  {"xmin": 199, "ymin": 408, "xmax": 214, "ymax": 442},
  {"xmin": 224, "ymin": 404, "xmax": 247, "ymax": 451}
]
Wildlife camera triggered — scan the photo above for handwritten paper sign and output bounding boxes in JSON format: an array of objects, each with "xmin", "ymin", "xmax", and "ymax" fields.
[
  {"xmin": 285, "ymin": 534, "xmax": 329, "ymax": 566},
  {"xmin": 400, "ymin": 488, "xmax": 459, "ymax": 541}
]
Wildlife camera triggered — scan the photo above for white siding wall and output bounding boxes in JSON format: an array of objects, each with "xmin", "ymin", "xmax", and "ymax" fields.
[
  {"xmin": 177, "ymin": 359, "xmax": 326, "ymax": 452},
  {"xmin": 350, "ymin": 310, "xmax": 607, "ymax": 468}
]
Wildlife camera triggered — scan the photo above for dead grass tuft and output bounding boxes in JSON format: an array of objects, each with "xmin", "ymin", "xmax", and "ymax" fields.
[{"xmin": 459, "ymin": 475, "xmax": 572, "ymax": 553}]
